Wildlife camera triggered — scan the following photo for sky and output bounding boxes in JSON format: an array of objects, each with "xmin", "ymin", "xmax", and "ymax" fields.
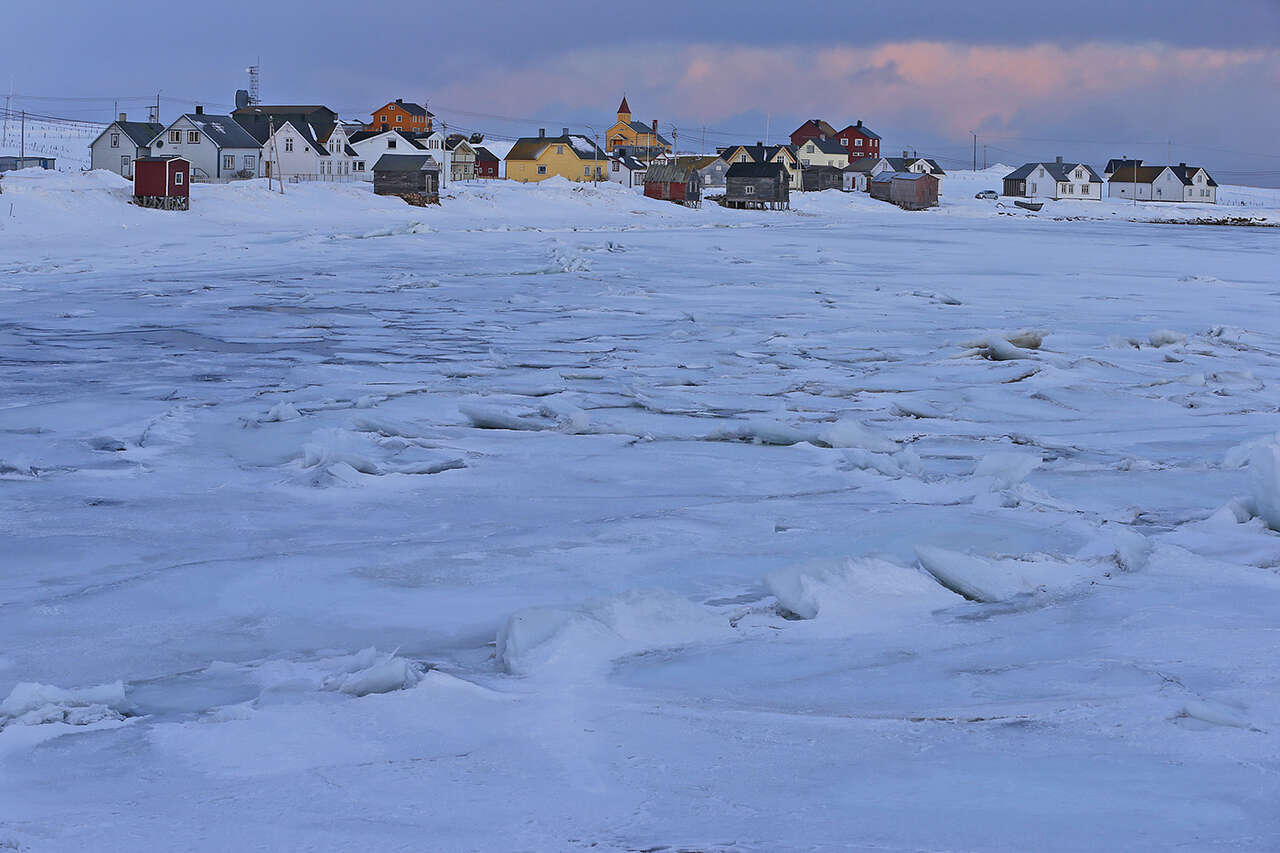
[{"xmin": 5, "ymin": 0, "xmax": 1280, "ymax": 184}]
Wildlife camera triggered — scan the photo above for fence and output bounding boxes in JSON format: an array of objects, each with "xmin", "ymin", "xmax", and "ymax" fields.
[{"xmin": 288, "ymin": 173, "xmax": 367, "ymax": 184}]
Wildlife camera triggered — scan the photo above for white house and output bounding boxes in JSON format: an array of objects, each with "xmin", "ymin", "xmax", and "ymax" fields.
[
  {"xmin": 447, "ymin": 136, "xmax": 476, "ymax": 181},
  {"xmin": 349, "ymin": 129, "xmax": 449, "ymax": 183},
  {"xmin": 1107, "ymin": 163, "xmax": 1217, "ymax": 203},
  {"xmin": 607, "ymin": 152, "xmax": 647, "ymax": 187},
  {"xmin": 147, "ymin": 108, "xmax": 262, "ymax": 182},
  {"xmin": 89, "ymin": 115, "xmax": 165, "ymax": 178},
  {"xmin": 1002, "ymin": 157, "xmax": 1102, "ymax": 200},
  {"xmin": 796, "ymin": 137, "xmax": 849, "ymax": 169}
]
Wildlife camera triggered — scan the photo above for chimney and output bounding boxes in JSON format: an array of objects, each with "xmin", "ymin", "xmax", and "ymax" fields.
[
  {"xmin": 195, "ymin": 105, "xmax": 204, "ymax": 115},
  {"xmin": 235, "ymin": 89, "xmax": 250, "ymax": 110},
  {"xmin": 903, "ymin": 150, "xmax": 909, "ymax": 159},
  {"xmin": 652, "ymin": 119, "xmax": 658, "ymax": 135},
  {"xmin": 1056, "ymin": 155, "xmax": 1063, "ymax": 164},
  {"xmin": 1179, "ymin": 161, "xmax": 1187, "ymax": 168},
  {"xmin": 562, "ymin": 127, "xmax": 569, "ymax": 137},
  {"xmin": 539, "ymin": 128, "xmax": 545, "ymax": 137},
  {"xmin": 396, "ymin": 98, "xmax": 403, "ymax": 104},
  {"xmin": 756, "ymin": 140, "xmax": 763, "ymax": 147},
  {"xmin": 119, "ymin": 112, "xmax": 127, "ymax": 122},
  {"xmin": 856, "ymin": 120, "xmax": 862, "ymax": 128}
]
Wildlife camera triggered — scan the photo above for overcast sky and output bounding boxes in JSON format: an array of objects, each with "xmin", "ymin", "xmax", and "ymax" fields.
[{"xmin": 7, "ymin": 0, "xmax": 1280, "ymax": 183}]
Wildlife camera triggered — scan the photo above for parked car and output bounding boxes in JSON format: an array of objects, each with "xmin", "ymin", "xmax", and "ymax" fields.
[{"xmin": 974, "ymin": 189, "xmax": 999, "ymax": 200}]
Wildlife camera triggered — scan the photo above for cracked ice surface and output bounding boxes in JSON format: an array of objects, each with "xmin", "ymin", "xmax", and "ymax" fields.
[{"xmin": 1, "ymin": 171, "xmax": 1279, "ymax": 852}]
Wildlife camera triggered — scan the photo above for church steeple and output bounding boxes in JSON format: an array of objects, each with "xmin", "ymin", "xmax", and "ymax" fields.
[{"xmin": 617, "ymin": 95, "xmax": 631, "ymax": 123}]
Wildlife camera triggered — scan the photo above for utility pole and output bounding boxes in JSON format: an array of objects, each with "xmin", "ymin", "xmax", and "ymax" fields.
[
  {"xmin": 20, "ymin": 110, "xmax": 24, "ymax": 161},
  {"xmin": 765, "ymin": 113, "xmax": 771, "ymax": 147},
  {"xmin": 700, "ymin": 126, "xmax": 706, "ymax": 158},
  {"xmin": 971, "ymin": 131, "xmax": 977, "ymax": 171},
  {"xmin": 441, "ymin": 121, "xmax": 447, "ymax": 188},
  {"xmin": 983, "ymin": 145, "xmax": 988, "ymax": 170}
]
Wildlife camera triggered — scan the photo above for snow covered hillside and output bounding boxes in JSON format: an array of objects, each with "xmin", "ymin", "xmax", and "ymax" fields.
[
  {"xmin": 0, "ymin": 115, "xmax": 100, "ymax": 171},
  {"xmin": 1, "ymin": 171, "xmax": 1279, "ymax": 851}
]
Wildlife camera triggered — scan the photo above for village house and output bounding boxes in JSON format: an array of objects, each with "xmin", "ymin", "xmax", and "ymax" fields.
[
  {"xmin": 505, "ymin": 129, "xmax": 608, "ymax": 183},
  {"xmin": 605, "ymin": 97, "xmax": 672, "ymax": 161},
  {"xmin": 878, "ymin": 153, "xmax": 946, "ymax": 180},
  {"xmin": 841, "ymin": 156, "xmax": 879, "ymax": 192},
  {"xmin": 366, "ymin": 99, "xmax": 433, "ymax": 134},
  {"xmin": 870, "ymin": 171, "xmax": 940, "ymax": 210},
  {"xmin": 473, "ymin": 146, "xmax": 500, "ymax": 178},
  {"xmin": 607, "ymin": 151, "xmax": 648, "ymax": 188},
  {"xmin": 348, "ymin": 129, "xmax": 426, "ymax": 181},
  {"xmin": 789, "ymin": 120, "xmax": 839, "ymax": 148},
  {"xmin": 147, "ymin": 107, "xmax": 262, "ymax": 182},
  {"xmin": 836, "ymin": 121, "xmax": 880, "ymax": 160},
  {"xmin": 643, "ymin": 162, "xmax": 701, "ymax": 207},
  {"xmin": 89, "ymin": 114, "xmax": 165, "ymax": 178},
  {"xmin": 719, "ymin": 143, "xmax": 802, "ymax": 194},
  {"xmin": 724, "ymin": 161, "xmax": 790, "ymax": 210},
  {"xmin": 1107, "ymin": 163, "xmax": 1218, "ymax": 203},
  {"xmin": 372, "ymin": 153, "xmax": 440, "ymax": 205},
  {"xmin": 447, "ymin": 135, "xmax": 477, "ymax": 181},
  {"xmin": 1104, "ymin": 157, "xmax": 1143, "ymax": 181},
  {"xmin": 232, "ymin": 100, "xmax": 356, "ymax": 181},
  {"xmin": 802, "ymin": 165, "xmax": 844, "ymax": 192},
  {"xmin": 699, "ymin": 154, "xmax": 732, "ymax": 188},
  {"xmin": 1002, "ymin": 157, "xmax": 1102, "ymax": 200},
  {"xmin": 796, "ymin": 136, "xmax": 850, "ymax": 169}
]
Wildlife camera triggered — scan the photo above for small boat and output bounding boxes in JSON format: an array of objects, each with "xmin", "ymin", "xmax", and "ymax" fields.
[{"xmin": 1014, "ymin": 200, "xmax": 1044, "ymax": 212}]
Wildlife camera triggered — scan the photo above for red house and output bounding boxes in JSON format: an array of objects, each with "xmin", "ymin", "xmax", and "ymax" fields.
[
  {"xmin": 642, "ymin": 163, "xmax": 701, "ymax": 207},
  {"xmin": 132, "ymin": 156, "xmax": 190, "ymax": 210},
  {"xmin": 789, "ymin": 119, "xmax": 838, "ymax": 148},
  {"xmin": 474, "ymin": 146, "xmax": 500, "ymax": 179},
  {"xmin": 837, "ymin": 121, "xmax": 880, "ymax": 159}
]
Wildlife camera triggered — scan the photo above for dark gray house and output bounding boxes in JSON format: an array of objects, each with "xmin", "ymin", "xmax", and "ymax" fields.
[
  {"xmin": 372, "ymin": 153, "xmax": 440, "ymax": 204},
  {"xmin": 801, "ymin": 165, "xmax": 844, "ymax": 192},
  {"xmin": 724, "ymin": 161, "xmax": 790, "ymax": 210}
]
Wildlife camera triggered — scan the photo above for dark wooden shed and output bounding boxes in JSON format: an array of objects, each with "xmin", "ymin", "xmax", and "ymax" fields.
[
  {"xmin": 801, "ymin": 165, "xmax": 844, "ymax": 192},
  {"xmin": 723, "ymin": 161, "xmax": 789, "ymax": 210},
  {"xmin": 643, "ymin": 163, "xmax": 701, "ymax": 207},
  {"xmin": 133, "ymin": 156, "xmax": 190, "ymax": 210},
  {"xmin": 870, "ymin": 171, "xmax": 938, "ymax": 210},
  {"xmin": 372, "ymin": 153, "xmax": 441, "ymax": 205}
]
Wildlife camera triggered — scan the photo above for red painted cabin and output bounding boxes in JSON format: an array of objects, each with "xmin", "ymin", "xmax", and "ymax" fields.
[{"xmin": 133, "ymin": 157, "xmax": 190, "ymax": 210}]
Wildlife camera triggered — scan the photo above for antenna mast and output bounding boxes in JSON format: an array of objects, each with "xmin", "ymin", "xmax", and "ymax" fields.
[{"xmin": 247, "ymin": 59, "xmax": 261, "ymax": 105}]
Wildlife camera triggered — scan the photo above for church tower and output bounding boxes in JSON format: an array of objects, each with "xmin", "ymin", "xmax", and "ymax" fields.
[{"xmin": 617, "ymin": 96, "xmax": 631, "ymax": 125}]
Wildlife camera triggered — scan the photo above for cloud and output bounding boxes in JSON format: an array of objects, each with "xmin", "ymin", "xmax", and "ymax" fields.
[{"xmin": 429, "ymin": 40, "xmax": 1278, "ymax": 140}]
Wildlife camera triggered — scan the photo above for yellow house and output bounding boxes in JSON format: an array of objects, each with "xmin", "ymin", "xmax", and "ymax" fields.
[
  {"xmin": 606, "ymin": 97, "xmax": 672, "ymax": 160},
  {"xmin": 505, "ymin": 129, "xmax": 609, "ymax": 183}
]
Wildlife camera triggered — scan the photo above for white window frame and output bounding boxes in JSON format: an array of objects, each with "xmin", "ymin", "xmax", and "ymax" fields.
[
  {"xmin": 223, "ymin": 154, "xmax": 236, "ymax": 170},
  {"xmin": 169, "ymin": 130, "xmax": 182, "ymax": 143},
  {"xmin": 188, "ymin": 130, "xmax": 200, "ymax": 144},
  {"xmin": 174, "ymin": 171, "xmax": 184, "ymax": 185},
  {"xmin": 110, "ymin": 133, "xmax": 120, "ymax": 148}
]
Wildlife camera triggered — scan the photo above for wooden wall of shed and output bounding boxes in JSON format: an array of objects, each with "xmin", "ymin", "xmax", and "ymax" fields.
[
  {"xmin": 374, "ymin": 170, "xmax": 438, "ymax": 197},
  {"xmin": 725, "ymin": 176, "xmax": 788, "ymax": 204}
]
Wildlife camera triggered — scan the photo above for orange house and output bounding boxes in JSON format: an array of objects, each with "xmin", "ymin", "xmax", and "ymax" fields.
[{"xmin": 365, "ymin": 99, "xmax": 434, "ymax": 133}]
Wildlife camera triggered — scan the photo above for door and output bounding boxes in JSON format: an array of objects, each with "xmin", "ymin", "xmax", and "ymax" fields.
[{"xmin": 121, "ymin": 155, "xmax": 132, "ymax": 178}]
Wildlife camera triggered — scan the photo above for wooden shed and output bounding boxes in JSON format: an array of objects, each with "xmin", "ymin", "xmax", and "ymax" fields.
[
  {"xmin": 132, "ymin": 157, "xmax": 190, "ymax": 210},
  {"xmin": 372, "ymin": 153, "xmax": 441, "ymax": 205},
  {"xmin": 801, "ymin": 165, "xmax": 844, "ymax": 192},
  {"xmin": 643, "ymin": 163, "xmax": 701, "ymax": 207},
  {"xmin": 870, "ymin": 171, "xmax": 938, "ymax": 210},
  {"xmin": 723, "ymin": 161, "xmax": 789, "ymax": 210}
]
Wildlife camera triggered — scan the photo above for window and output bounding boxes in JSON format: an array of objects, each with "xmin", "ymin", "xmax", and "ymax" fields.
[
  {"xmin": 1080, "ymin": 185, "xmax": 1089, "ymax": 195},
  {"xmin": 1030, "ymin": 182, "xmax": 1037, "ymax": 193},
  {"xmin": 387, "ymin": 138, "xmax": 396, "ymax": 149},
  {"xmin": 395, "ymin": 115, "xmax": 402, "ymax": 123},
  {"xmin": 1075, "ymin": 169, "xmax": 1083, "ymax": 179},
  {"xmin": 245, "ymin": 155, "xmax": 255, "ymax": 170},
  {"xmin": 537, "ymin": 165, "xmax": 547, "ymax": 175},
  {"xmin": 380, "ymin": 114, "xmax": 388, "ymax": 123},
  {"xmin": 174, "ymin": 171, "xmax": 184, "ymax": 185},
  {"xmin": 355, "ymin": 161, "xmax": 365, "ymax": 171},
  {"xmin": 556, "ymin": 145, "xmax": 564, "ymax": 155},
  {"xmin": 744, "ymin": 185, "xmax": 755, "ymax": 194},
  {"xmin": 110, "ymin": 133, "xmax": 120, "ymax": 148},
  {"xmin": 284, "ymin": 138, "xmax": 294, "ymax": 152},
  {"xmin": 739, "ymin": 154, "xmax": 748, "ymax": 162},
  {"xmin": 840, "ymin": 138, "xmax": 847, "ymax": 146},
  {"xmin": 855, "ymin": 139, "xmax": 863, "ymax": 146},
  {"xmin": 1065, "ymin": 184, "xmax": 1073, "ymax": 194},
  {"xmin": 223, "ymin": 154, "xmax": 235, "ymax": 170},
  {"xmin": 170, "ymin": 130, "xmax": 182, "ymax": 143},
  {"xmin": 584, "ymin": 166, "xmax": 591, "ymax": 176},
  {"xmin": 802, "ymin": 159, "xmax": 810, "ymax": 166},
  {"xmin": 188, "ymin": 131, "xmax": 200, "ymax": 144},
  {"xmin": 612, "ymin": 160, "xmax": 619, "ymax": 171}
]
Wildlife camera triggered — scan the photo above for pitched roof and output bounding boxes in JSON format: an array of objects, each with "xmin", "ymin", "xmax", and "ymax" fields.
[
  {"xmin": 618, "ymin": 96, "xmax": 630, "ymax": 115},
  {"xmin": 644, "ymin": 163, "xmax": 696, "ymax": 183},
  {"xmin": 1105, "ymin": 158, "xmax": 1142, "ymax": 173},
  {"xmin": 1105, "ymin": 165, "xmax": 1164, "ymax": 184},
  {"xmin": 796, "ymin": 119, "xmax": 839, "ymax": 138},
  {"xmin": 473, "ymin": 146, "xmax": 499, "ymax": 162},
  {"xmin": 623, "ymin": 121, "xmax": 672, "ymax": 146},
  {"xmin": 1168, "ymin": 164, "xmax": 1217, "ymax": 187},
  {"xmin": 111, "ymin": 121, "xmax": 166, "ymax": 148},
  {"xmin": 676, "ymin": 155, "xmax": 719, "ymax": 171},
  {"xmin": 377, "ymin": 100, "xmax": 432, "ymax": 117},
  {"xmin": 881, "ymin": 157, "xmax": 946, "ymax": 175},
  {"xmin": 844, "ymin": 156, "xmax": 881, "ymax": 173},
  {"xmin": 1005, "ymin": 161, "xmax": 1101, "ymax": 182},
  {"xmin": 372, "ymin": 153, "xmax": 439, "ymax": 172},
  {"xmin": 505, "ymin": 133, "xmax": 607, "ymax": 162},
  {"xmin": 234, "ymin": 114, "xmax": 330, "ymax": 155},
  {"xmin": 801, "ymin": 137, "xmax": 849, "ymax": 156},
  {"xmin": 840, "ymin": 123, "xmax": 880, "ymax": 140},
  {"xmin": 726, "ymin": 161, "xmax": 787, "ymax": 179},
  {"xmin": 172, "ymin": 114, "xmax": 262, "ymax": 149},
  {"xmin": 722, "ymin": 144, "xmax": 797, "ymax": 165}
]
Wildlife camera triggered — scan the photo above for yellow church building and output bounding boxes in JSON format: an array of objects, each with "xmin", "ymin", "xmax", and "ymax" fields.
[{"xmin": 606, "ymin": 97, "xmax": 672, "ymax": 161}]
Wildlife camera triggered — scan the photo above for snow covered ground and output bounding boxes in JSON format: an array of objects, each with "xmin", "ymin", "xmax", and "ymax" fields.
[
  {"xmin": 2, "ymin": 169, "xmax": 1280, "ymax": 851},
  {"xmin": 0, "ymin": 117, "xmax": 100, "ymax": 172}
]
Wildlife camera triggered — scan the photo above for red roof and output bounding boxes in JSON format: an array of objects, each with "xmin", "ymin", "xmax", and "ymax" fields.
[{"xmin": 618, "ymin": 96, "xmax": 630, "ymax": 115}]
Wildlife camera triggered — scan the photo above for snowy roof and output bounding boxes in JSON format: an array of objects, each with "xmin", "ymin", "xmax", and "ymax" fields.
[
  {"xmin": 1005, "ymin": 161, "xmax": 1101, "ymax": 183},
  {"xmin": 801, "ymin": 137, "xmax": 848, "ymax": 156},
  {"xmin": 505, "ymin": 134, "xmax": 607, "ymax": 162},
  {"xmin": 177, "ymin": 114, "xmax": 262, "ymax": 150},
  {"xmin": 881, "ymin": 157, "xmax": 947, "ymax": 176},
  {"xmin": 725, "ymin": 161, "xmax": 787, "ymax": 179},
  {"xmin": 99, "ymin": 121, "xmax": 166, "ymax": 149},
  {"xmin": 624, "ymin": 121, "xmax": 672, "ymax": 146}
]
